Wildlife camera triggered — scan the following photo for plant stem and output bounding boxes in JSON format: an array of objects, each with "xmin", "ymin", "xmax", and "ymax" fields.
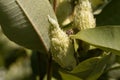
[
  {"xmin": 47, "ymin": 52, "xmax": 52, "ymax": 80},
  {"xmin": 37, "ymin": 52, "xmax": 42, "ymax": 80},
  {"xmin": 53, "ymin": 0, "xmax": 57, "ymax": 12}
]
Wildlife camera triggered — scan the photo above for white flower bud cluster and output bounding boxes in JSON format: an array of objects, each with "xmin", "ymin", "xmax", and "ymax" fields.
[
  {"xmin": 48, "ymin": 15, "xmax": 76, "ymax": 70},
  {"xmin": 74, "ymin": 0, "xmax": 96, "ymax": 30}
]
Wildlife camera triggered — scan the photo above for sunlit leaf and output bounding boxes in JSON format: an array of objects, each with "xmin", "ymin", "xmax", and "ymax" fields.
[
  {"xmin": 0, "ymin": 0, "xmax": 57, "ymax": 53},
  {"xmin": 71, "ymin": 26, "xmax": 120, "ymax": 56}
]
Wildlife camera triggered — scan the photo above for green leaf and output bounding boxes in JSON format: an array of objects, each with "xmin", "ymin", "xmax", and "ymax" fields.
[
  {"xmin": 73, "ymin": 39, "xmax": 79, "ymax": 53},
  {"xmin": 86, "ymin": 54, "xmax": 110, "ymax": 80},
  {"xmin": 59, "ymin": 71, "xmax": 82, "ymax": 80},
  {"xmin": 71, "ymin": 54, "xmax": 111, "ymax": 80},
  {"xmin": 71, "ymin": 57, "xmax": 99, "ymax": 73},
  {"xmin": 56, "ymin": 0, "xmax": 73, "ymax": 26},
  {"xmin": 0, "ymin": 0, "xmax": 57, "ymax": 53},
  {"xmin": 71, "ymin": 26, "xmax": 120, "ymax": 56},
  {"xmin": 90, "ymin": 0, "xmax": 111, "ymax": 11},
  {"xmin": 0, "ymin": 28, "xmax": 21, "ymax": 54}
]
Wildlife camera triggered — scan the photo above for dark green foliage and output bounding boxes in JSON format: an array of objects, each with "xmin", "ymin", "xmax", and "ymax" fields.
[{"xmin": 96, "ymin": 0, "xmax": 120, "ymax": 25}]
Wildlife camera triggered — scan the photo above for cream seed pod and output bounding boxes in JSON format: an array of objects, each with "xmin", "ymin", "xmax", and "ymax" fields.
[
  {"xmin": 48, "ymin": 15, "xmax": 76, "ymax": 70},
  {"xmin": 74, "ymin": 0, "xmax": 96, "ymax": 30}
]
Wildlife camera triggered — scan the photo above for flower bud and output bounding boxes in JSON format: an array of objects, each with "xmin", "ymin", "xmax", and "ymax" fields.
[
  {"xmin": 74, "ymin": 0, "xmax": 96, "ymax": 30},
  {"xmin": 48, "ymin": 15, "xmax": 76, "ymax": 70}
]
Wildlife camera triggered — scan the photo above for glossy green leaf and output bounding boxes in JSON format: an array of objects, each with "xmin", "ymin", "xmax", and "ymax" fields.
[
  {"xmin": 59, "ymin": 71, "xmax": 82, "ymax": 80},
  {"xmin": 71, "ymin": 57, "xmax": 99, "ymax": 73},
  {"xmin": 71, "ymin": 54, "xmax": 111, "ymax": 80},
  {"xmin": 0, "ymin": 0, "xmax": 57, "ymax": 53},
  {"xmin": 72, "ymin": 26, "xmax": 120, "ymax": 56},
  {"xmin": 86, "ymin": 54, "xmax": 110, "ymax": 80}
]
